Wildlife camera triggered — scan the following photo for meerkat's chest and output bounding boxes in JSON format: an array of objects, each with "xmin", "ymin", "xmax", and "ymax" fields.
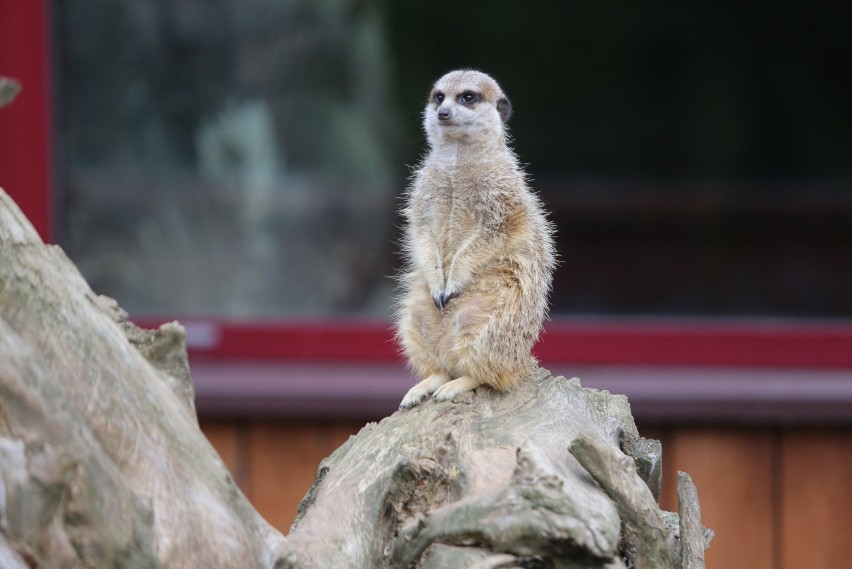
[{"xmin": 425, "ymin": 174, "xmax": 480, "ymax": 245}]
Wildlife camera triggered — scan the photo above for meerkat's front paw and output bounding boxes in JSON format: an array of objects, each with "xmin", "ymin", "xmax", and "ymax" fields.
[
  {"xmin": 432, "ymin": 290, "xmax": 457, "ymax": 310},
  {"xmin": 433, "ymin": 279, "xmax": 462, "ymax": 310},
  {"xmin": 400, "ymin": 373, "xmax": 451, "ymax": 409},
  {"xmin": 432, "ymin": 376, "xmax": 479, "ymax": 402}
]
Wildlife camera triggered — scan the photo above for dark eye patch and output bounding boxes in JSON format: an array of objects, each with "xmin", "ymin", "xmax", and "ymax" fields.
[
  {"xmin": 433, "ymin": 91, "xmax": 445, "ymax": 104},
  {"xmin": 458, "ymin": 91, "xmax": 480, "ymax": 105}
]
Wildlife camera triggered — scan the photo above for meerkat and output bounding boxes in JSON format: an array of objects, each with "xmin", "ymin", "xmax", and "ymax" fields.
[{"xmin": 396, "ymin": 69, "xmax": 556, "ymax": 409}]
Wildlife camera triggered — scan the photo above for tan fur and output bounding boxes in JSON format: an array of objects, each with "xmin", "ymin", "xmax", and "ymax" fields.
[{"xmin": 395, "ymin": 70, "xmax": 556, "ymax": 408}]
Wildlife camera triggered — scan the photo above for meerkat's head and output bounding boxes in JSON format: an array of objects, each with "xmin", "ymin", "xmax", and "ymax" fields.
[{"xmin": 423, "ymin": 69, "xmax": 513, "ymax": 150}]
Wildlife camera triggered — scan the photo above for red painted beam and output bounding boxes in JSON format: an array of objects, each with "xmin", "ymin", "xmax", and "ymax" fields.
[
  {"xmin": 134, "ymin": 318, "xmax": 852, "ymax": 369},
  {"xmin": 177, "ymin": 320, "xmax": 399, "ymax": 361},
  {"xmin": 0, "ymin": 0, "xmax": 53, "ymax": 242},
  {"xmin": 536, "ymin": 320, "xmax": 852, "ymax": 369}
]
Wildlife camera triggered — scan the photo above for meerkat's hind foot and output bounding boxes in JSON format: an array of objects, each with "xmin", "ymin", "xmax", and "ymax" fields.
[
  {"xmin": 400, "ymin": 373, "xmax": 451, "ymax": 409},
  {"xmin": 432, "ymin": 376, "xmax": 480, "ymax": 402}
]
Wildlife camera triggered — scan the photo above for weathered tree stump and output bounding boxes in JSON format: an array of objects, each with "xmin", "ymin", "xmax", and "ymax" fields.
[
  {"xmin": 1, "ymin": 184, "xmax": 711, "ymax": 567},
  {"xmin": 287, "ymin": 370, "xmax": 712, "ymax": 568}
]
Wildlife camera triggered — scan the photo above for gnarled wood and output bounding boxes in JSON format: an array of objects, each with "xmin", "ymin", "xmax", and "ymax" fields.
[
  {"xmin": 677, "ymin": 471, "xmax": 709, "ymax": 569},
  {"xmin": 1, "ymin": 186, "xmax": 710, "ymax": 567},
  {"xmin": 0, "ymin": 188, "xmax": 290, "ymax": 567}
]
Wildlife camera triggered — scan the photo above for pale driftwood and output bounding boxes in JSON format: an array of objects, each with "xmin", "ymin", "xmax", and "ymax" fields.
[
  {"xmin": 0, "ymin": 186, "xmax": 711, "ymax": 567},
  {"xmin": 287, "ymin": 369, "xmax": 712, "ymax": 568},
  {"xmin": 677, "ymin": 471, "xmax": 709, "ymax": 569},
  {"xmin": 0, "ymin": 188, "xmax": 290, "ymax": 567},
  {"xmin": 569, "ymin": 434, "xmax": 673, "ymax": 568}
]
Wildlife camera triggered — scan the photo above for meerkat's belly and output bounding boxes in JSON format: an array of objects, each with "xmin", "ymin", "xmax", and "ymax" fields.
[{"xmin": 437, "ymin": 260, "xmax": 527, "ymax": 358}]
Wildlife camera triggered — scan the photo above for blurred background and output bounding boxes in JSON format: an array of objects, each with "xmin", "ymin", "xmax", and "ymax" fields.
[
  {"xmin": 1, "ymin": 0, "xmax": 850, "ymax": 567},
  {"xmin": 54, "ymin": 0, "xmax": 851, "ymax": 319}
]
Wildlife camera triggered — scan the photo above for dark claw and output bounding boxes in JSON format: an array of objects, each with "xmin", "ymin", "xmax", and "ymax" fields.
[{"xmin": 432, "ymin": 291, "xmax": 456, "ymax": 310}]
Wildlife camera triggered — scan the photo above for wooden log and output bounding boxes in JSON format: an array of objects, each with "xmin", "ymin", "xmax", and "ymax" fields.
[{"xmin": 0, "ymin": 188, "xmax": 290, "ymax": 567}]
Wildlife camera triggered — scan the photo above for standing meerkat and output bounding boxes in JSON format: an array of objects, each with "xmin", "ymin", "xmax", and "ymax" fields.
[{"xmin": 396, "ymin": 69, "xmax": 556, "ymax": 409}]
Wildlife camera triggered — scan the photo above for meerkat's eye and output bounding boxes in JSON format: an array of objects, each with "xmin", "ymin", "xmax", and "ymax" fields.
[
  {"xmin": 433, "ymin": 92, "xmax": 445, "ymax": 104},
  {"xmin": 459, "ymin": 91, "xmax": 479, "ymax": 105}
]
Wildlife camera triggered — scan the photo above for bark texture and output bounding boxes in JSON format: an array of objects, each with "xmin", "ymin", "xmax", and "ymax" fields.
[
  {"xmin": 0, "ymin": 188, "xmax": 289, "ymax": 567},
  {"xmin": 287, "ymin": 370, "xmax": 712, "ymax": 568},
  {"xmin": 1, "ymin": 186, "xmax": 711, "ymax": 568}
]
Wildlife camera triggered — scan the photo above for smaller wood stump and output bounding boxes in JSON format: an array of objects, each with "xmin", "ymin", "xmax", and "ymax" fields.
[{"xmin": 288, "ymin": 372, "xmax": 712, "ymax": 568}]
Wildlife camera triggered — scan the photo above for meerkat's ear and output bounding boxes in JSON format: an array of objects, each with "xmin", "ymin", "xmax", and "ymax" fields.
[{"xmin": 497, "ymin": 97, "xmax": 512, "ymax": 123}]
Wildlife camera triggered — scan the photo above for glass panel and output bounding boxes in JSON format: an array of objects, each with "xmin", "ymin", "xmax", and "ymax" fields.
[
  {"xmin": 55, "ymin": 0, "xmax": 852, "ymax": 320},
  {"xmin": 56, "ymin": 0, "xmax": 397, "ymax": 318}
]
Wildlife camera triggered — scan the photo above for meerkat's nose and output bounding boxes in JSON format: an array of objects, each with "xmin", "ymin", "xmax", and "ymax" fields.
[{"xmin": 437, "ymin": 107, "xmax": 451, "ymax": 121}]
